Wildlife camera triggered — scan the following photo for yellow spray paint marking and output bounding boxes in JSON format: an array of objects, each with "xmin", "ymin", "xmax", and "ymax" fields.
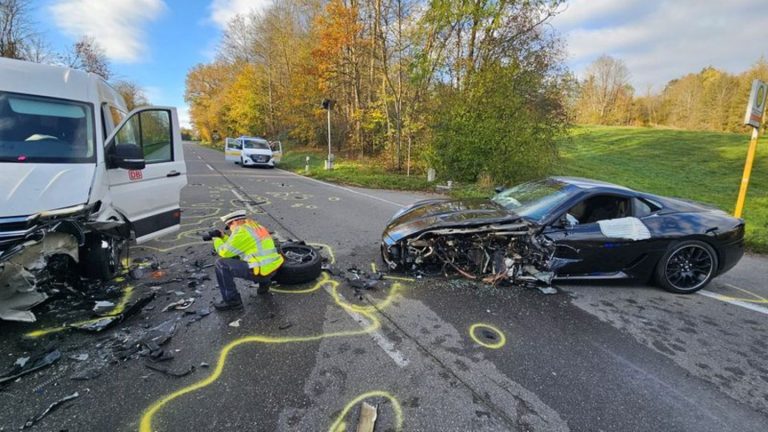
[
  {"xmin": 328, "ymin": 390, "xmax": 403, "ymax": 432},
  {"xmin": 25, "ymin": 285, "xmax": 135, "ymax": 338},
  {"xmin": 469, "ymin": 323, "xmax": 507, "ymax": 349},
  {"xmin": 271, "ymin": 272, "xmax": 330, "ymax": 294},
  {"xmin": 384, "ymin": 275, "xmax": 416, "ymax": 282},
  {"xmin": 180, "ymin": 207, "xmax": 222, "ymax": 219},
  {"xmin": 139, "ymin": 277, "xmax": 403, "ymax": 432},
  {"xmin": 715, "ymin": 284, "xmax": 768, "ymax": 304},
  {"xmin": 308, "ymin": 243, "xmax": 336, "ymax": 265},
  {"xmin": 371, "ymin": 262, "xmax": 377, "ymax": 273},
  {"xmin": 134, "ymin": 241, "xmax": 208, "ymax": 253}
]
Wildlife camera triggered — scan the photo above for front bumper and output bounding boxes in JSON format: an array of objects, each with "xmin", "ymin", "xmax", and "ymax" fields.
[{"xmin": 242, "ymin": 155, "xmax": 275, "ymax": 166}]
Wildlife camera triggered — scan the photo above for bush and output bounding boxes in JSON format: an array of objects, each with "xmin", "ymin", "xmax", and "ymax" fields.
[{"xmin": 429, "ymin": 63, "xmax": 569, "ymax": 185}]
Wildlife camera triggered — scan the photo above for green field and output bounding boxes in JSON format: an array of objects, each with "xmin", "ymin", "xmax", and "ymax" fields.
[
  {"xmin": 251, "ymin": 125, "xmax": 768, "ymax": 252},
  {"xmin": 556, "ymin": 126, "xmax": 767, "ymax": 252}
]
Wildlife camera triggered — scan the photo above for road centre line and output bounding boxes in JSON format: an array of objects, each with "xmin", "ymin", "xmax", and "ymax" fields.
[
  {"xmin": 326, "ymin": 285, "xmax": 409, "ymax": 367},
  {"xmin": 698, "ymin": 290, "xmax": 768, "ymax": 316},
  {"xmin": 277, "ymin": 169, "xmax": 407, "ymax": 208}
]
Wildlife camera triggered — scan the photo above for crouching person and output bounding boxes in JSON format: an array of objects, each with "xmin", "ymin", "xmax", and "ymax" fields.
[{"xmin": 206, "ymin": 210, "xmax": 284, "ymax": 311}]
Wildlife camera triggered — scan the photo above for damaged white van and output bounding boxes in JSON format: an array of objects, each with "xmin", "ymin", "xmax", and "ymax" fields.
[{"xmin": 0, "ymin": 58, "xmax": 187, "ymax": 322}]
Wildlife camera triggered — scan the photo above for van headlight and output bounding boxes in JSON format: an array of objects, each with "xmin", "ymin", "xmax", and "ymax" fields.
[{"xmin": 39, "ymin": 204, "xmax": 88, "ymax": 218}]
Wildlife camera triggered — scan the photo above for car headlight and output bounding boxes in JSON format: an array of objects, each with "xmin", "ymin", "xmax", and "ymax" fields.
[{"xmin": 39, "ymin": 204, "xmax": 88, "ymax": 218}]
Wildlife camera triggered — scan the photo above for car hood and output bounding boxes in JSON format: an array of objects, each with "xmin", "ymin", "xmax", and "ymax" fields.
[
  {"xmin": 242, "ymin": 149, "xmax": 272, "ymax": 156},
  {"xmin": 382, "ymin": 198, "xmax": 524, "ymax": 244},
  {"xmin": 0, "ymin": 163, "xmax": 95, "ymax": 217}
]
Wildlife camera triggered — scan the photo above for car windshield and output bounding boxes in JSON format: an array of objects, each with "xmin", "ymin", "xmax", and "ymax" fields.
[
  {"xmin": 242, "ymin": 139, "xmax": 270, "ymax": 150},
  {"xmin": 491, "ymin": 179, "xmax": 575, "ymax": 222},
  {"xmin": 0, "ymin": 92, "xmax": 95, "ymax": 163}
]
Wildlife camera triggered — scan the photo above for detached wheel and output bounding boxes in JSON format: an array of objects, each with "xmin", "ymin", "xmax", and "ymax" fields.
[
  {"xmin": 80, "ymin": 234, "xmax": 122, "ymax": 280},
  {"xmin": 274, "ymin": 243, "xmax": 322, "ymax": 285},
  {"xmin": 655, "ymin": 240, "xmax": 717, "ymax": 294}
]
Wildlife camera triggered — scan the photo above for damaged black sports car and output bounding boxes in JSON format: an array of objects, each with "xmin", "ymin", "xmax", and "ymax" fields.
[{"xmin": 381, "ymin": 177, "xmax": 744, "ymax": 293}]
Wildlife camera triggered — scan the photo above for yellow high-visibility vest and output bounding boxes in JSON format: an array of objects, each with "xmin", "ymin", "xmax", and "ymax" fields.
[{"xmin": 212, "ymin": 220, "xmax": 284, "ymax": 276}]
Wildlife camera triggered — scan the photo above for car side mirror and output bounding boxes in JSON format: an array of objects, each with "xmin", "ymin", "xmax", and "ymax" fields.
[
  {"xmin": 109, "ymin": 143, "xmax": 146, "ymax": 170},
  {"xmin": 552, "ymin": 214, "xmax": 573, "ymax": 229}
]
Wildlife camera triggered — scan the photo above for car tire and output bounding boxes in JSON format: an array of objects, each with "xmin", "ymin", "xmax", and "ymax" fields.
[
  {"xmin": 655, "ymin": 240, "xmax": 718, "ymax": 294},
  {"xmin": 80, "ymin": 234, "xmax": 121, "ymax": 280},
  {"xmin": 274, "ymin": 243, "xmax": 322, "ymax": 285}
]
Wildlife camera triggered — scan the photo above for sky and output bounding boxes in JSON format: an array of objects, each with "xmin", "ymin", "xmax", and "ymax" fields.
[{"xmin": 31, "ymin": 0, "xmax": 768, "ymax": 127}]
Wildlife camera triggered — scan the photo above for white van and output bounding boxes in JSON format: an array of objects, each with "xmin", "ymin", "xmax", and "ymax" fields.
[
  {"xmin": 0, "ymin": 58, "xmax": 187, "ymax": 322},
  {"xmin": 224, "ymin": 136, "xmax": 282, "ymax": 168}
]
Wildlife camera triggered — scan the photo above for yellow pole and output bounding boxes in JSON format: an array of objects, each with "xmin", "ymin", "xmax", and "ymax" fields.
[{"xmin": 734, "ymin": 126, "xmax": 761, "ymax": 218}]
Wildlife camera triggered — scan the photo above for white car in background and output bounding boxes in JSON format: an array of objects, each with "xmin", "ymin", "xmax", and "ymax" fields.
[
  {"xmin": 0, "ymin": 58, "xmax": 187, "ymax": 322},
  {"xmin": 224, "ymin": 136, "xmax": 282, "ymax": 168}
]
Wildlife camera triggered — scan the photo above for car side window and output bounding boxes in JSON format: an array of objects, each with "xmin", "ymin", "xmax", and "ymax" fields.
[
  {"xmin": 633, "ymin": 197, "xmax": 661, "ymax": 218},
  {"xmin": 566, "ymin": 195, "xmax": 632, "ymax": 225}
]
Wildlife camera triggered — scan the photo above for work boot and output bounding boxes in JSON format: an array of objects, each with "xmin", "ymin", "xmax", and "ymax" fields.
[
  {"xmin": 256, "ymin": 283, "xmax": 270, "ymax": 295},
  {"xmin": 213, "ymin": 299, "xmax": 243, "ymax": 311}
]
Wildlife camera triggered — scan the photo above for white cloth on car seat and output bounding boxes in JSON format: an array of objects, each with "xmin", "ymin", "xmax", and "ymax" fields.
[{"xmin": 597, "ymin": 217, "xmax": 651, "ymax": 241}]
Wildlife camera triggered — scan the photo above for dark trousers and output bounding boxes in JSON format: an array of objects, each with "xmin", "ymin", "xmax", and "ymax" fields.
[{"xmin": 214, "ymin": 258, "xmax": 272, "ymax": 303}]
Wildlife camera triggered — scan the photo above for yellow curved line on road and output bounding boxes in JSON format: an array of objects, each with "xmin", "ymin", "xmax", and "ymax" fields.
[
  {"xmin": 469, "ymin": 323, "xmax": 507, "ymax": 350},
  {"xmin": 270, "ymin": 272, "xmax": 330, "ymax": 294},
  {"xmin": 715, "ymin": 284, "xmax": 768, "ymax": 304},
  {"xmin": 134, "ymin": 241, "xmax": 208, "ymax": 253},
  {"xmin": 139, "ymin": 276, "xmax": 403, "ymax": 432},
  {"xmin": 328, "ymin": 390, "xmax": 403, "ymax": 432},
  {"xmin": 308, "ymin": 242, "xmax": 336, "ymax": 264}
]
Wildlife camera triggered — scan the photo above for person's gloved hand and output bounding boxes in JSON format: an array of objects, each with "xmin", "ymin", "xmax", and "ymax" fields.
[{"xmin": 202, "ymin": 229, "xmax": 223, "ymax": 241}]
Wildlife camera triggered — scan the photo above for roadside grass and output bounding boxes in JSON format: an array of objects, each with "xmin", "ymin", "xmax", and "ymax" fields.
[
  {"xmin": 280, "ymin": 149, "xmax": 433, "ymax": 191},
  {"xmin": 555, "ymin": 126, "xmax": 768, "ymax": 253}
]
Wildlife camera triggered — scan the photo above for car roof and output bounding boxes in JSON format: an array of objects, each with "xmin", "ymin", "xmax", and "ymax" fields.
[{"xmin": 549, "ymin": 176, "xmax": 634, "ymax": 193}]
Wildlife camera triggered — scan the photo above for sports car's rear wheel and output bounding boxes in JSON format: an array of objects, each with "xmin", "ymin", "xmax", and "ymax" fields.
[{"xmin": 655, "ymin": 240, "xmax": 717, "ymax": 294}]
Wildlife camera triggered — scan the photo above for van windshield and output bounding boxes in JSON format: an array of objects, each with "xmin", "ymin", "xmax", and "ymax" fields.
[
  {"xmin": 242, "ymin": 140, "xmax": 270, "ymax": 150},
  {"xmin": 0, "ymin": 92, "xmax": 95, "ymax": 163}
]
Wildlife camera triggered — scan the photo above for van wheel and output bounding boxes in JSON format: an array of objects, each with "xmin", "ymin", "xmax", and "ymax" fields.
[
  {"xmin": 274, "ymin": 243, "xmax": 322, "ymax": 285},
  {"xmin": 80, "ymin": 234, "xmax": 122, "ymax": 280}
]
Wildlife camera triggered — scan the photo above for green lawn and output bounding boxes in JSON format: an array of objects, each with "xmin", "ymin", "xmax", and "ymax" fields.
[
  {"xmin": 280, "ymin": 148, "xmax": 433, "ymax": 191},
  {"xmin": 556, "ymin": 126, "xmax": 768, "ymax": 252}
]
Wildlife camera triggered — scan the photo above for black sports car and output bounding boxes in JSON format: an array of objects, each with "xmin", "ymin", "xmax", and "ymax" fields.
[{"xmin": 381, "ymin": 177, "xmax": 744, "ymax": 293}]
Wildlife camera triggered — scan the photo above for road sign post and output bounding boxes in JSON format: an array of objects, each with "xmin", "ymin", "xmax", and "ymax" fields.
[
  {"xmin": 322, "ymin": 99, "xmax": 335, "ymax": 170},
  {"xmin": 734, "ymin": 79, "xmax": 767, "ymax": 218}
]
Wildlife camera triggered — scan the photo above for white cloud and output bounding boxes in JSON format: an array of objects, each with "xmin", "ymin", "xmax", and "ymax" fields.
[
  {"xmin": 50, "ymin": 0, "xmax": 166, "ymax": 63},
  {"xmin": 209, "ymin": 0, "xmax": 272, "ymax": 29},
  {"xmin": 552, "ymin": 0, "xmax": 768, "ymax": 90}
]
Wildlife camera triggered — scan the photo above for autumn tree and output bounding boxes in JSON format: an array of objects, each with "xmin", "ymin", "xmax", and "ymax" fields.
[
  {"xmin": 63, "ymin": 36, "xmax": 111, "ymax": 80},
  {"xmin": 575, "ymin": 55, "xmax": 633, "ymax": 125},
  {"xmin": 113, "ymin": 80, "xmax": 149, "ymax": 110},
  {"xmin": 0, "ymin": 0, "xmax": 34, "ymax": 59}
]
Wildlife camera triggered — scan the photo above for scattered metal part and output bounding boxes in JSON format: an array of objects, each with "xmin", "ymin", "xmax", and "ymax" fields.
[
  {"xmin": 162, "ymin": 298, "xmax": 195, "ymax": 312},
  {"xmin": 21, "ymin": 391, "xmax": 80, "ymax": 429},
  {"xmin": 228, "ymin": 319, "xmax": 241, "ymax": 328},
  {"xmin": 68, "ymin": 354, "xmax": 89, "ymax": 362},
  {"xmin": 537, "ymin": 286, "xmax": 557, "ymax": 295},
  {"xmin": 71, "ymin": 293, "xmax": 155, "ymax": 332},
  {"xmin": 92, "ymin": 301, "xmax": 115, "ymax": 315},
  {"xmin": 144, "ymin": 363, "xmax": 195, "ymax": 378},
  {"xmin": 0, "ymin": 349, "xmax": 61, "ymax": 385}
]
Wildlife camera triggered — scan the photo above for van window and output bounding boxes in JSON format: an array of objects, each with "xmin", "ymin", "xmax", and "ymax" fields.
[
  {"xmin": 0, "ymin": 92, "xmax": 95, "ymax": 163},
  {"xmin": 242, "ymin": 139, "xmax": 270, "ymax": 150},
  {"xmin": 140, "ymin": 110, "xmax": 172, "ymax": 163},
  {"xmin": 112, "ymin": 109, "xmax": 172, "ymax": 164}
]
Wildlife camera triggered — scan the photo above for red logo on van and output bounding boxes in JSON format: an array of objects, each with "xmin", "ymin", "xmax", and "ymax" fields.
[{"xmin": 129, "ymin": 170, "xmax": 143, "ymax": 181}]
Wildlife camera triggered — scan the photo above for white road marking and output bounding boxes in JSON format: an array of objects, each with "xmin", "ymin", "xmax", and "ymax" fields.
[
  {"xmin": 230, "ymin": 188, "xmax": 257, "ymax": 213},
  {"xmin": 326, "ymin": 286, "xmax": 409, "ymax": 367},
  {"xmin": 206, "ymin": 163, "xmax": 214, "ymax": 171},
  {"xmin": 278, "ymin": 169, "xmax": 407, "ymax": 207},
  {"xmin": 698, "ymin": 290, "xmax": 768, "ymax": 316}
]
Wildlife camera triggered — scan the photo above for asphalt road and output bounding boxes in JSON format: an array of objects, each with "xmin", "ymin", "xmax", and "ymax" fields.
[{"xmin": 1, "ymin": 141, "xmax": 767, "ymax": 431}]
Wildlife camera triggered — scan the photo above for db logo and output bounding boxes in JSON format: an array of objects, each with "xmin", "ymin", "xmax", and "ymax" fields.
[{"xmin": 129, "ymin": 170, "xmax": 143, "ymax": 181}]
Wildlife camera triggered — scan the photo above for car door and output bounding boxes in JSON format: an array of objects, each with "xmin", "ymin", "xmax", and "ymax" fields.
[
  {"xmin": 225, "ymin": 138, "xmax": 241, "ymax": 163},
  {"xmin": 543, "ymin": 193, "xmax": 650, "ymax": 276},
  {"xmin": 106, "ymin": 107, "xmax": 187, "ymax": 243},
  {"xmin": 271, "ymin": 141, "xmax": 282, "ymax": 164}
]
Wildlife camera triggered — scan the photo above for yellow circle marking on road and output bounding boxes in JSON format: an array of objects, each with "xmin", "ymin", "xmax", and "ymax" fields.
[
  {"xmin": 469, "ymin": 323, "xmax": 507, "ymax": 349},
  {"xmin": 328, "ymin": 390, "xmax": 403, "ymax": 432}
]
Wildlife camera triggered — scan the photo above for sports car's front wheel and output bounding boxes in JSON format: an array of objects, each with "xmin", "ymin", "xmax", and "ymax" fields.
[{"xmin": 655, "ymin": 240, "xmax": 718, "ymax": 294}]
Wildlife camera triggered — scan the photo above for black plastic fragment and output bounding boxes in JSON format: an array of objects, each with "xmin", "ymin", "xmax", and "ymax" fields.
[
  {"xmin": 22, "ymin": 391, "xmax": 79, "ymax": 429},
  {"xmin": 0, "ymin": 349, "xmax": 61, "ymax": 385}
]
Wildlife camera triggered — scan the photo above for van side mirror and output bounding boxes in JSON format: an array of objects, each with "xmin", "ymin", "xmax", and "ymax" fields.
[{"xmin": 109, "ymin": 143, "xmax": 146, "ymax": 170}]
